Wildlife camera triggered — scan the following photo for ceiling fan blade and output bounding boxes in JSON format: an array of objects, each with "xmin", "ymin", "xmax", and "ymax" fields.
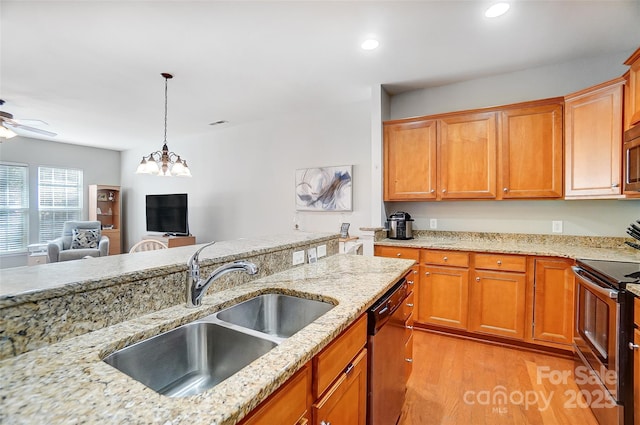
[{"xmin": 5, "ymin": 121, "xmax": 57, "ymax": 137}]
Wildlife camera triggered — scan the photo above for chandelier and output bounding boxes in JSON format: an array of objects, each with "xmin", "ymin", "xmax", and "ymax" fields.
[{"xmin": 136, "ymin": 73, "xmax": 191, "ymax": 177}]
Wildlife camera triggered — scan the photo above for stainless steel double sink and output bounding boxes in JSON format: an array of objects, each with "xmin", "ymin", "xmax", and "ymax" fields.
[{"xmin": 103, "ymin": 293, "xmax": 334, "ymax": 397}]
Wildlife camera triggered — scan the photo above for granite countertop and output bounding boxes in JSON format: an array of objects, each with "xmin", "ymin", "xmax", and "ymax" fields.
[
  {"xmin": 375, "ymin": 235, "xmax": 640, "ymax": 263},
  {"xmin": 0, "ymin": 232, "xmax": 338, "ymax": 307},
  {"xmin": 0, "ymin": 254, "xmax": 414, "ymax": 425}
]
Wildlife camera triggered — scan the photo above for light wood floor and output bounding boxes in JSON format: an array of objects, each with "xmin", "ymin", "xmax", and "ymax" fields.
[{"xmin": 398, "ymin": 331, "xmax": 599, "ymax": 425}]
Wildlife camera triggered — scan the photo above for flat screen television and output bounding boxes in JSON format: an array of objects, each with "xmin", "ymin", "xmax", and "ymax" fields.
[{"xmin": 146, "ymin": 193, "xmax": 189, "ymax": 236}]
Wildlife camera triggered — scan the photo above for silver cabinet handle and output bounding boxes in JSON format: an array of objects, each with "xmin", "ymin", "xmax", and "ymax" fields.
[
  {"xmin": 630, "ymin": 342, "xmax": 640, "ymax": 350},
  {"xmin": 407, "ymin": 280, "xmax": 414, "ymax": 285},
  {"xmin": 612, "ymin": 183, "xmax": 620, "ymax": 188},
  {"xmin": 430, "ymin": 189, "xmax": 435, "ymax": 193},
  {"xmin": 406, "ymin": 325, "xmax": 414, "ymax": 330},
  {"xmin": 443, "ymin": 256, "xmax": 448, "ymax": 262},
  {"xmin": 503, "ymin": 187, "xmax": 508, "ymax": 193},
  {"xmin": 406, "ymin": 303, "xmax": 414, "ymax": 307},
  {"xmin": 425, "ymin": 271, "xmax": 430, "ymax": 276},
  {"xmin": 497, "ymin": 260, "xmax": 502, "ymax": 266},
  {"xmin": 397, "ymin": 253, "xmax": 402, "ymax": 257},
  {"xmin": 476, "ymin": 277, "xmax": 481, "ymax": 282},
  {"xmin": 405, "ymin": 358, "xmax": 413, "ymax": 363},
  {"xmin": 442, "ymin": 189, "xmax": 447, "ymax": 193},
  {"xmin": 412, "ymin": 270, "xmax": 418, "ymax": 274},
  {"xmin": 321, "ymin": 422, "xmax": 331, "ymax": 425}
]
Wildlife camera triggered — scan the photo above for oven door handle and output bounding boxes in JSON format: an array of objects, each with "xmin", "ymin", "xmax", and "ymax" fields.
[{"xmin": 572, "ymin": 266, "xmax": 618, "ymax": 300}]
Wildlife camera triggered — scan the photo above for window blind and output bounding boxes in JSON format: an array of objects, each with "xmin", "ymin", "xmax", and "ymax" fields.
[
  {"xmin": 38, "ymin": 167, "xmax": 83, "ymax": 242},
  {"xmin": 0, "ymin": 163, "xmax": 29, "ymax": 253}
]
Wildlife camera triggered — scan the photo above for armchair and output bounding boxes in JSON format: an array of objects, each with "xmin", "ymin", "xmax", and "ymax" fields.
[{"xmin": 47, "ymin": 221, "xmax": 110, "ymax": 263}]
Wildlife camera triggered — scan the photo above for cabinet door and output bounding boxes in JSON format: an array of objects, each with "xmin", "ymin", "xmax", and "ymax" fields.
[
  {"xmin": 624, "ymin": 47, "xmax": 640, "ymax": 128},
  {"xmin": 634, "ymin": 328, "xmax": 639, "ymax": 425},
  {"xmin": 439, "ymin": 112, "xmax": 497, "ymax": 199},
  {"xmin": 564, "ymin": 78, "xmax": 624, "ymax": 198},
  {"xmin": 313, "ymin": 349, "xmax": 367, "ymax": 425},
  {"xmin": 531, "ymin": 258, "xmax": 575, "ymax": 346},
  {"xmin": 241, "ymin": 362, "xmax": 311, "ymax": 425},
  {"xmin": 418, "ymin": 264, "xmax": 469, "ymax": 329},
  {"xmin": 500, "ymin": 101, "xmax": 563, "ymax": 198},
  {"xmin": 384, "ymin": 119, "xmax": 437, "ymax": 200},
  {"xmin": 469, "ymin": 270, "xmax": 526, "ymax": 340}
]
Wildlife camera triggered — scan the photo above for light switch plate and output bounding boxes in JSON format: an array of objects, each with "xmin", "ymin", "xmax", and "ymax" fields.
[
  {"xmin": 293, "ymin": 250, "xmax": 305, "ymax": 265},
  {"xmin": 430, "ymin": 219, "xmax": 438, "ymax": 229},
  {"xmin": 552, "ymin": 220, "xmax": 563, "ymax": 233},
  {"xmin": 317, "ymin": 244, "xmax": 327, "ymax": 258}
]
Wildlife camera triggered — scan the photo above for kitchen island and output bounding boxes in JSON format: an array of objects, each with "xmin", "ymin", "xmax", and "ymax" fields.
[{"xmin": 0, "ymin": 252, "xmax": 413, "ymax": 424}]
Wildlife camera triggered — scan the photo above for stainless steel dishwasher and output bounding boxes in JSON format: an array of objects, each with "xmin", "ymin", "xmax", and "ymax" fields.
[{"xmin": 367, "ymin": 277, "xmax": 409, "ymax": 425}]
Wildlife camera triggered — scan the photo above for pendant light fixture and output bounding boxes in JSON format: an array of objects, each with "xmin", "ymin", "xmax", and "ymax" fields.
[{"xmin": 136, "ymin": 73, "xmax": 192, "ymax": 177}]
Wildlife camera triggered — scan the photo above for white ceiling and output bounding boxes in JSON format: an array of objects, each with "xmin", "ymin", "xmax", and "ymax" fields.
[{"xmin": 1, "ymin": 1, "xmax": 639, "ymax": 151}]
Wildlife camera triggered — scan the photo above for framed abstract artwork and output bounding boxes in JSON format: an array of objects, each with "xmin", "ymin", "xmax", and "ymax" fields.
[{"xmin": 295, "ymin": 165, "xmax": 353, "ymax": 211}]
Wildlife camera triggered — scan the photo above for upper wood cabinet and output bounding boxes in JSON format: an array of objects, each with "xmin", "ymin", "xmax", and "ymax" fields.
[
  {"xmin": 439, "ymin": 112, "xmax": 497, "ymax": 199},
  {"xmin": 384, "ymin": 119, "xmax": 437, "ymax": 200},
  {"xmin": 624, "ymin": 46, "xmax": 640, "ymax": 128},
  {"xmin": 499, "ymin": 100, "xmax": 564, "ymax": 199},
  {"xmin": 383, "ymin": 98, "xmax": 564, "ymax": 201},
  {"xmin": 564, "ymin": 78, "xmax": 625, "ymax": 198}
]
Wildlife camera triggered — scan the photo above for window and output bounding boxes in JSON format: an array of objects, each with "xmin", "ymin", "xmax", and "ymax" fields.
[
  {"xmin": 0, "ymin": 163, "xmax": 29, "ymax": 254},
  {"xmin": 38, "ymin": 167, "xmax": 83, "ymax": 243}
]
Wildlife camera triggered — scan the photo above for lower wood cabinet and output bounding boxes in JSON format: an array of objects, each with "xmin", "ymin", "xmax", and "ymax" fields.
[
  {"xmin": 375, "ymin": 246, "xmax": 576, "ymax": 351},
  {"xmin": 312, "ymin": 349, "xmax": 367, "ymax": 425},
  {"xmin": 634, "ymin": 297, "xmax": 639, "ymax": 425},
  {"xmin": 419, "ymin": 264, "xmax": 469, "ymax": 329},
  {"xmin": 469, "ymin": 269, "xmax": 527, "ymax": 340},
  {"xmin": 240, "ymin": 362, "xmax": 312, "ymax": 425},
  {"xmin": 530, "ymin": 258, "xmax": 575, "ymax": 347}
]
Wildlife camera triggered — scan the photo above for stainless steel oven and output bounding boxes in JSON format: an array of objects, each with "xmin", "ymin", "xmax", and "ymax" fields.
[{"xmin": 573, "ymin": 259, "xmax": 637, "ymax": 425}]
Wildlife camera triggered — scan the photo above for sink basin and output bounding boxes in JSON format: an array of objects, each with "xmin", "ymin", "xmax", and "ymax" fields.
[
  {"xmin": 214, "ymin": 293, "xmax": 334, "ymax": 339},
  {"xmin": 103, "ymin": 322, "xmax": 277, "ymax": 397}
]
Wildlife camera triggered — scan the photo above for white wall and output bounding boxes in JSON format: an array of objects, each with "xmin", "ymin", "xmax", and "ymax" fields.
[
  {"xmin": 121, "ymin": 101, "xmax": 372, "ymax": 250},
  {"xmin": 381, "ymin": 50, "xmax": 640, "ymax": 237},
  {"xmin": 0, "ymin": 136, "xmax": 121, "ymax": 267}
]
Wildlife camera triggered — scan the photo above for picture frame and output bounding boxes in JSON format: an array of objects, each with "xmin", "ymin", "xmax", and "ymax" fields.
[
  {"xmin": 340, "ymin": 223, "xmax": 350, "ymax": 238},
  {"xmin": 295, "ymin": 165, "xmax": 352, "ymax": 211}
]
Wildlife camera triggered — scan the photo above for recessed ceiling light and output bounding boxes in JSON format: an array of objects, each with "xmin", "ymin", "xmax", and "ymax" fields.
[
  {"xmin": 485, "ymin": 2, "xmax": 510, "ymax": 18},
  {"xmin": 361, "ymin": 39, "xmax": 379, "ymax": 51}
]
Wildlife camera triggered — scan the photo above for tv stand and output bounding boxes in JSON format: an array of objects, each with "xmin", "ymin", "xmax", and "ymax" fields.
[{"xmin": 146, "ymin": 234, "xmax": 196, "ymax": 248}]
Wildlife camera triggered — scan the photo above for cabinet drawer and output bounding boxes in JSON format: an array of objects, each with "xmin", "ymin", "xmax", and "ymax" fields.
[
  {"xmin": 403, "ymin": 291, "xmax": 415, "ymax": 320},
  {"xmin": 405, "ymin": 332, "xmax": 414, "ymax": 382},
  {"xmin": 240, "ymin": 362, "xmax": 311, "ymax": 425},
  {"xmin": 313, "ymin": 349, "xmax": 367, "ymax": 425},
  {"xmin": 422, "ymin": 250, "xmax": 469, "ymax": 267},
  {"xmin": 635, "ymin": 297, "xmax": 640, "ymax": 326},
  {"xmin": 374, "ymin": 246, "xmax": 420, "ymax": 261},
  {"xmin": 474, "ymin": 253, "xmax": 526, "ymax": 272},
  {"xmin": 313, "ymin": 314, "xmax": 367, "ymax": 398},
  {"xmin": 405, "ymin": 311, "xmax": 414, "ymax": 343}
]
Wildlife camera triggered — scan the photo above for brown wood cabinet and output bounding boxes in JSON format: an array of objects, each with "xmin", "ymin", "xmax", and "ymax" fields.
[
  {"xmin": 240, "ymin": 362, "xmax": 312, "ymax": 425},
  {"xmin": 469, "ymin": 254, "xmax": 527, "ymax": 340},
  {"xmin": 404, "ymin": 291, "xmax": 415, "ymax": 382},
  {"xmin": 625, "ymin": 47, "xmax": 640, "ymax": 128},
  {"xmin": 419, "ymin": 250, "xmax": 470, "ymax": 329},
  {"xmin": 383, "ymin": 119, "xmax": 437, "ymax": 200},
  {"xmin": 499, "ymin": 100, "xmax": 563, "ymax": 199},
  {"xmin": 564, "ymin": 78, "xmax": 625, "ymax": 198},
  {"xmin": 312, "ymin": 314, "xmax": 367, "ymax": 425},
  {"xmin": 89, "ymin": 184, "xmax": 121, "ymax": 255},
  {"xmin": 439, "ymin": 112, "xmax": 498, "ymax": 199},
  {"xmin": 530, "ymin": 258, "xmax": 575, "ymax": 347},
  {"xmin": 312, "ymin": 349, "xmax": 367, "ymax": 425}
]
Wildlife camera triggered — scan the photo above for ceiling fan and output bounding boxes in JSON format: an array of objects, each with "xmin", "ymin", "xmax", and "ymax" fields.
[{"xmin": 0, "ymin": 99, "xmax": 57, "ymax": 140}]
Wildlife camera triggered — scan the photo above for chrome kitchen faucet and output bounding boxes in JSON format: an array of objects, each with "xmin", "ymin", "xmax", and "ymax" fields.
[{"xmin": 186, "ymin": 241, "xmax": 259, "ymax": 308}]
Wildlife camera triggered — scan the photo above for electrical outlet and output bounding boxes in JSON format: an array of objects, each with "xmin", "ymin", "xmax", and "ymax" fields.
[
  {"xmin": 292, "ymin": 250, "xmax": 305, "ymax": 265},
  {"xmin": 430, "ymin": 219, "xmax": 438, "ymax": 229},
  {"xmin": 317, "ymin": 244, "xmax": 327, "ymax": 258},
  {"xmin": 552, "ymin": 220, "xmax": 563, "ymax": 233}
]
